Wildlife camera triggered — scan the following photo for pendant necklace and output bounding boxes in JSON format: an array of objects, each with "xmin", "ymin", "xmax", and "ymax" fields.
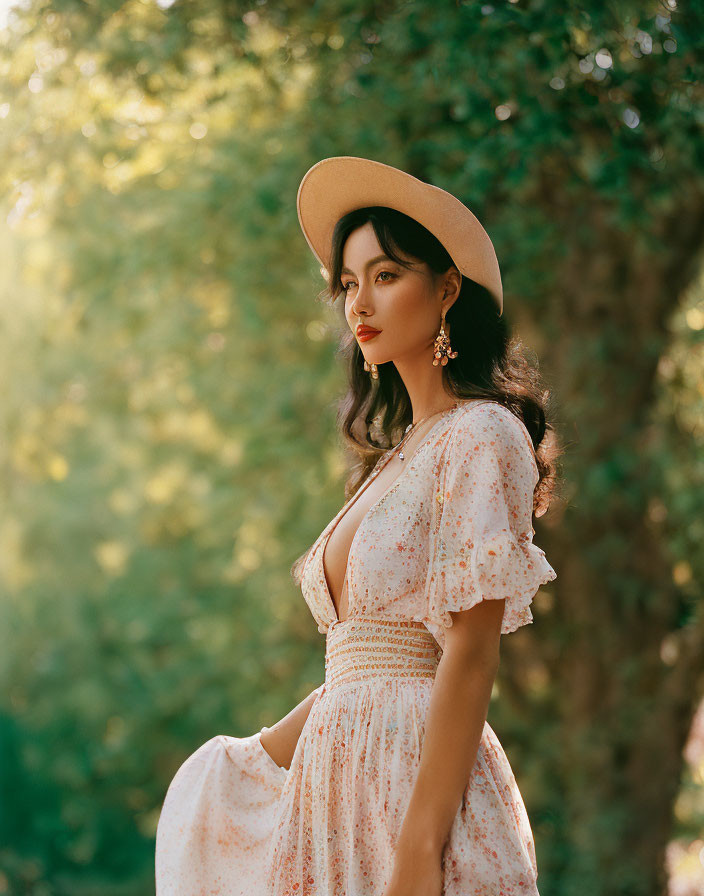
[{"xmin": 395, "ymin": 401, "xmax": 460, "ymax": 461}]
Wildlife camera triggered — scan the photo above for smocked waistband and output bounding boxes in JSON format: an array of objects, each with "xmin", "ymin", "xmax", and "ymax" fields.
[{"xmin": 323, "ymin": 617, "xmax": 442, "ymax": 690}]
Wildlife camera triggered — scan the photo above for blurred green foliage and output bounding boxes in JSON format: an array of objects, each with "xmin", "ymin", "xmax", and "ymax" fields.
[{"xmin": 1, "ymin": 1, "xmax": 703, "ymax": 894}]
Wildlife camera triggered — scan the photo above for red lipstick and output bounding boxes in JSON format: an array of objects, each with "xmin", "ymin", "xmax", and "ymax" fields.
[{"xmin": 356, "ymin": 325, "xmax": 381, "ymax": 342}]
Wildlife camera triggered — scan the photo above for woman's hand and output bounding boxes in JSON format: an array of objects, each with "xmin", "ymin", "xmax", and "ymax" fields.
[
  {"xmin": 259, "ymin": 685, "xmax": 323, "ymax": 770},
  {"xmin": 381, "ymin": 839, "xmax": 444, "ymax": 896}
]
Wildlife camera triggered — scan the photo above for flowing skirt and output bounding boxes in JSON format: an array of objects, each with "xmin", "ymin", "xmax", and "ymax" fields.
[{"xmin": 156, "ymin": 618, "xmax": 539, "ymax": 896}]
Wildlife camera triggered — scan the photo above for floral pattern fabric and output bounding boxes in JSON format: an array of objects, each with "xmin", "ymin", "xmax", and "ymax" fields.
[{"xmin": 155, "ymin": 399, "xmax": 557, "ymax": 895}]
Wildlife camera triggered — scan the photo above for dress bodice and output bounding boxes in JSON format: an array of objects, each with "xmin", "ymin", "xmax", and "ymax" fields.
[
  {"xmin": 319, "ymin": 403, "xmax": 467, "ymax": 624},
  {"xmin": 296, "ymin": 399, "xmax": 557, "ymax": 650}
]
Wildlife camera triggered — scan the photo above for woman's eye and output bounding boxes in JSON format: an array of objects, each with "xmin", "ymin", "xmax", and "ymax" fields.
[{"xmin": 341, "ymin": 271, "xmax": 395, "ymax": 292}]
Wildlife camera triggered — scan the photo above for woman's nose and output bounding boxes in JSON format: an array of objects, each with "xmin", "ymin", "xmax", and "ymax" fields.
[{"xmin": 351, "ymin": 292, "xmax": 372, "ymax": 316}]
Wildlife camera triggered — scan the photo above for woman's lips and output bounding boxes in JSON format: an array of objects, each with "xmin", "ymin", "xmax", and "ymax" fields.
[{"xmin": 357, "ymin": 328, "xmax": 381, "ymax": 342}]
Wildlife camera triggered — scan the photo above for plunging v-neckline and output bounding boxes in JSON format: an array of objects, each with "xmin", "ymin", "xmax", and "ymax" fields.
[
  {"xmin": 319, "ymin": 406, "xmax": 462, "ymax": 625},
  {"xmin": 320, "ymin": 449, "xmax": 397, "ymax": 625}
]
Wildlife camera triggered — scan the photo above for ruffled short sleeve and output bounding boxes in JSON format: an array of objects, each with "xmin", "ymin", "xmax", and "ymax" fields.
[{"xmin": 425, "ymin": 403, "xmax": 557, "ymax": 640}]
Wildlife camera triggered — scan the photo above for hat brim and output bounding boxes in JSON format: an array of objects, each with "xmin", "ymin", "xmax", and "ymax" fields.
[{"xmin": 296, "ymin": 156, "xmax": 503, "ymax": 315}]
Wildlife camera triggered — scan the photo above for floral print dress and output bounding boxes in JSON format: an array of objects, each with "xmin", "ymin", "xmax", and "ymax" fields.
[{"xmin": 155, "ymin": 399, "xmax": 557, "ymax": 896}]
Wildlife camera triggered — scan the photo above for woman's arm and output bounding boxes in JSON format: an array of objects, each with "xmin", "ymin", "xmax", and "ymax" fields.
[
  {"xmin": 259, "ymin": 684, "xmax": 323, "ymax": 770},
  {"xmin": 383, "ymin": 598, "xmax": 504, "ymax": 895}
]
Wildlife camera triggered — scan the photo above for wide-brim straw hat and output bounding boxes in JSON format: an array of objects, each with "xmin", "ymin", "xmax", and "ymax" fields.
[{"xmin": 296, "ymin": 155, "xmax": 503, "ymax": 316}]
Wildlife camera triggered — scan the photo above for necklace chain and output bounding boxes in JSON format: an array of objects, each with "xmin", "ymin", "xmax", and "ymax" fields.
[{"xmin": 394, "ymin": 402, "xmax": 459, "ymax": 460}]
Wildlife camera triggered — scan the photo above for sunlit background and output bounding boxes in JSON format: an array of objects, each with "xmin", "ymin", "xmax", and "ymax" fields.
[{"xmin": 1, "ymin": 1, "xmax": 703, "ymax": 893}]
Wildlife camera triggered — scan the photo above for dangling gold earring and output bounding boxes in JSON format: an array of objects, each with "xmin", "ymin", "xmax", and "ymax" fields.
[
  {"xmin": 363, "ymin": 359, "xmax": 379, "ymax": 380},
  {"xmin": 432, "ymin": 306, "xmax": 459, "ymax": 367}
]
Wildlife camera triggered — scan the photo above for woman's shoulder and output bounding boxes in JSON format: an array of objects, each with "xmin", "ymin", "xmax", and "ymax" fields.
[
  {"xmin": 449, "ymin": 399, "xmax": 537, "ymax": 474},
  {"xmin": 455, "ymin": 398, "xmax": 532, "ymax": 440}
]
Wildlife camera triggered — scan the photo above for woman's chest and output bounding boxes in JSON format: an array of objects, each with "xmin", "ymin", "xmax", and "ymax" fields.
[
  {"xmin": 322, "ymin": 453, "xmax": 416, "ymax": 612},
  {"xmin": 301, "ymin": 447, "xmax": 444, "ymax": 630},
  {"xmin": 349, "ymin": 466, "xmax": 437, "ymax": 602}
]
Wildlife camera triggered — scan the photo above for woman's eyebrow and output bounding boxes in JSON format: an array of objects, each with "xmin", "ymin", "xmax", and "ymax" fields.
[{"xmin": 340, "ymin": 254, "xmax": 393, "ymax": 276}]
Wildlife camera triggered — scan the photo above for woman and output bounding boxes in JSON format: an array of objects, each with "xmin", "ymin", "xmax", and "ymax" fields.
[{"xmin": 155, "ymin": 156, "xmax": 559, "ymax": 896}]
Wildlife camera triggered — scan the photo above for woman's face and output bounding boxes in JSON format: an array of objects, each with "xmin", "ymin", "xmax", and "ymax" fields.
[{"xmin": 340, "ymin": 222, "xmax": 457, "ymax": 367}]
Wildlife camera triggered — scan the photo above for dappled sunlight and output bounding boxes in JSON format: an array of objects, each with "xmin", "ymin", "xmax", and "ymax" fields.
[{"xmin": 0, "ymin": 0, "xmax": 702, "ymax": 892}]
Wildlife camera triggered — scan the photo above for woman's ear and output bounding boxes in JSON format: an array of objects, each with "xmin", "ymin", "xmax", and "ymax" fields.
[{"xmin": 440, "ymin": 267, "xmax": 462, "ymax": 314}]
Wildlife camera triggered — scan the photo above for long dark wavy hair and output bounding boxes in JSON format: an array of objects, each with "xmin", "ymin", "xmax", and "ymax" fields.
[{"xmin": 291, "ymin": 205, "xmax": 562, "ymax": 585}]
